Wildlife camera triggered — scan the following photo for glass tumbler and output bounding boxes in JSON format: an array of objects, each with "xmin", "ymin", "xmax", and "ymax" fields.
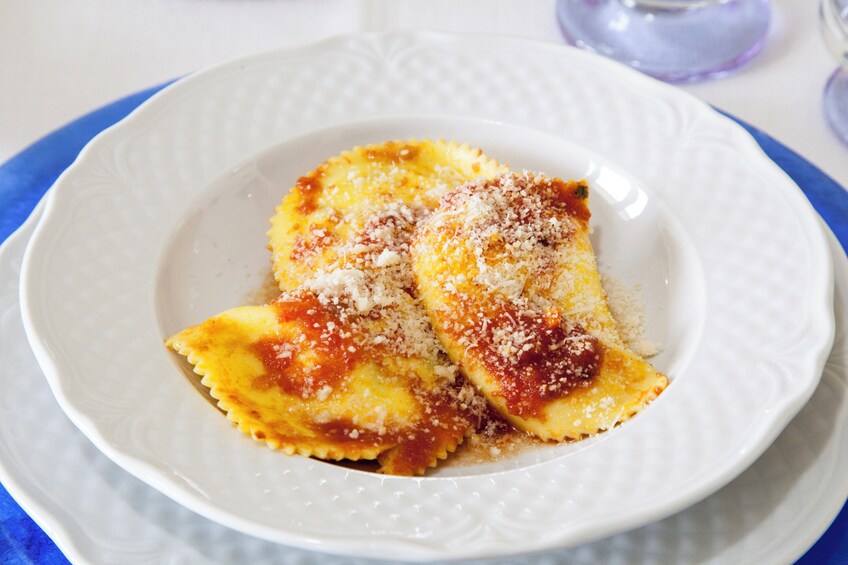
[
  {"xmin": 821, "ymin": 0, "xmax": 848, "ymax": 145},
  {"xmin": 557, "ymin": 0, "xmax": 771, "ymax": 83}
]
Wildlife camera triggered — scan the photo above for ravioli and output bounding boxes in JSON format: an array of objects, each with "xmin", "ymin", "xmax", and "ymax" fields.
[
  {"xmin": 268, "ymin": 139, "xmax": 506, "ymax": 291},
  {"xmin": 411, "ymin": 173, "xmax": 667, "ymax": 441},
  {"xmin": 166, "ymin": 289, "xmax": 483, "ymax": 475}
]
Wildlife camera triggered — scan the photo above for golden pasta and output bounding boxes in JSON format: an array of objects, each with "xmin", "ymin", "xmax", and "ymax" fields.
[
  {"xmin": 411, "ymin": 173, "xmax": 667, "ymax": 440},
  {"xmin": 268, "ymin": 139, "xmax": 506, "ymax": 291}
]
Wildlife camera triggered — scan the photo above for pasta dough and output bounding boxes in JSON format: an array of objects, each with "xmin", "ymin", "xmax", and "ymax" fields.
[
  {"xmin": 166, "ymin": 290, "xmax": 484, "ymax": 476},
  {"xmin": 268, "ymin": 139, "xmax": 506, "ymax": 291},
  {"xmin": 411, "ymin": 173, "xmax": 667, "ymax": 440}
]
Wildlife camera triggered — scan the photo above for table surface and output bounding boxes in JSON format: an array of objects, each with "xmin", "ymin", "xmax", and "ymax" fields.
[{"xmin": 1, "ymin": 0, "xmax": 846, "ymax": 192}]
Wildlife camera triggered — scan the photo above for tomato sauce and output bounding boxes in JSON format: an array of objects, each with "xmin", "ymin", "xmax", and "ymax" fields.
[
  {"xmin": 294, "ymin": 174, "xmax": 323, "ymax": 214},
  {"xmin": 447, "ymin": 301, "xmax": 602, "ymax": 419},
  {"xmin": 250, "ymin": 293, "xmax": 361, "ymax": 397}
]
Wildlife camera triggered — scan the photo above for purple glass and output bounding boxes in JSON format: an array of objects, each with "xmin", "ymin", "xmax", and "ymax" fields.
[
  {"xmin": 821, "ymin": 0, "xmax": 848, "ymax": 146},
  {"xmin": 556, "ymin": 0, "xmax": 772, "ymax": 83}
]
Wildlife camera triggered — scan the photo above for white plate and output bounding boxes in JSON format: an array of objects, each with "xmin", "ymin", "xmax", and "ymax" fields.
[
  {"xmin": 3, "ymin": 204, "xmax": 847, "ymax": 564},
  {"xmin": 17, "ymin": 32, "xmax": 834, "ymax": 560}
]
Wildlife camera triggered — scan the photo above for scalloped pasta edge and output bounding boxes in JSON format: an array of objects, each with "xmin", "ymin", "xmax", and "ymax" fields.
[{"xmin": 165, "ymin": 336, "xmax": 392, "ymax": 463}]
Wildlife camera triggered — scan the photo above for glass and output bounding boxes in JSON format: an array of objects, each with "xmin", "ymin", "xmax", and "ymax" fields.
[
  {"xmin": 556, "ymin": 0, "xmax": 771, "ymax": 83},
  {"xmin": 821, "ymin": 0, "xmax": 848, "ymax": 146}
]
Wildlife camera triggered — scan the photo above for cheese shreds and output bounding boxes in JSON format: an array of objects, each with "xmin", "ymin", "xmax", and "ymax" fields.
[
  {"xmin": 303, "ymin": 202, "xmax": 443, "ymax": 361},
  {"xmin": 601, "ymin": 274, "xmax": 660, "ymax": 358}
]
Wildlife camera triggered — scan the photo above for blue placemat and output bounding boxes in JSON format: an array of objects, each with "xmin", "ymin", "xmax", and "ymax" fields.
[{"xmin": 0, "ymin": 83, "xmax": 846, "ymax": 564}]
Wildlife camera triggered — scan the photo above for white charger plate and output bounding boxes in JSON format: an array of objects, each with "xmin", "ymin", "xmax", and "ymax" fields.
[
  {"xmin": 2, "ymin": 204, "xmax": 847, "ymax": 564},
  {"xmin": 17, "ymin": 32, "xmax": 834, "ymax": 559}
]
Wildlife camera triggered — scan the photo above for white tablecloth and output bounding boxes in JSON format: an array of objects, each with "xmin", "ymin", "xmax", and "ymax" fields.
[
  {"xmin": 1, "ymin": 0, "xmax": 845, "ymax": 190},
  {"xmin": 0, "ymin": 2, "xmax": 846, "ymax": 563}
]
